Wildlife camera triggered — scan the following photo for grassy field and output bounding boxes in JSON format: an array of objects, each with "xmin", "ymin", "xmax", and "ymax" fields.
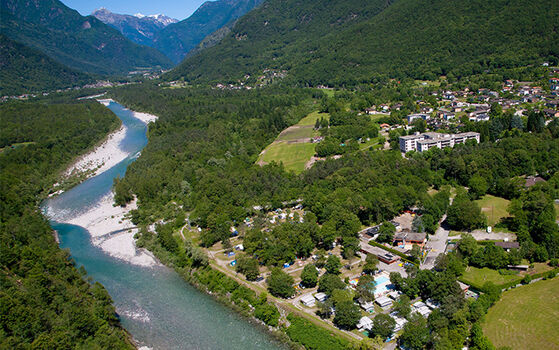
[
  {"xmin": 258, "ymin": 141, "xmax": 316, "ymax": 173},
  {"xmin": 257, "ymin": 111, "xmax": 328, "ymax": 173},
  {"xmin": 483, "ymin": 277, "xmax": 559, "ymax": 350},
  {"xmin": 460, "ymin": 266, "xmax": 520, "ymax": 286},
  {"xmin": 475, "ymin": 195, "xmax": 510, "ymax": 226}
]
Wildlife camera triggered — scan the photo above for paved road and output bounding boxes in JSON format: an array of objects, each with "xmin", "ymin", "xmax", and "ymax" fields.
[{"xmin": 421, "ymin": 215, "xmax": 449, "ymax": 270}]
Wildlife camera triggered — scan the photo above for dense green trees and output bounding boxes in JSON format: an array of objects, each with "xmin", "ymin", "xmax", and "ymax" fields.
[
  {"xmin": 236, "ymin": 254, "xmax": 260, "ymax": 281},
  {"xmin": 266, "ymin": 268, "xmax": 295, "ymax": 298},
  {"xmin": 300, "ymin": 264, "xmax": 319, "ymax": 288},
  {"xmin": 0, "ymin": 100, "xmax": 131, "ymax": 348},
  {"xmin": 333, "ymin": 300, "xmax": 361, "ymax": 330},
  {"xmin": 370, "ymin": 314, "xmax": 395, "ymax": 340},
  {"xmin": 446, "ymin": 193, "xmax": 486, "ymax": 231}
]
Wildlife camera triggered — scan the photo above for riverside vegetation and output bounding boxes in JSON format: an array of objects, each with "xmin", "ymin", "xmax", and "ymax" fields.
[{"xmin": 0, "ymin": 99, "xmax": 133, "ymax": 349}]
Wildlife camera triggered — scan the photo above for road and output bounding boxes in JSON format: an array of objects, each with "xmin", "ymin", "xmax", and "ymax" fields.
[{"xmin": 420, "ymin": 214, "xmax": 449, "ymax": 270}]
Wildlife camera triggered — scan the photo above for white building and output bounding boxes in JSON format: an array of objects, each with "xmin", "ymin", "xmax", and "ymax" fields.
[
  {"xmin": 406, "ymin": 113, "xmax": 431, "ymax": 123},
  {"xmin": 399, "ymin": 132, "xmax": 480, "ymax": 153},
  {"xmin": 300, "ymin": 294, "xmax": 316, "ymax": 307},
  {"xmin": 314, "ymin": 292, "xmax": 328, "ymax": 302},
  {"xmin": 357, "ymin": 316, "xmax": 374, "ymax": 331},
  {"xmin": 376, "ymin": 296, "xmax": 393, "ymax": 308}
]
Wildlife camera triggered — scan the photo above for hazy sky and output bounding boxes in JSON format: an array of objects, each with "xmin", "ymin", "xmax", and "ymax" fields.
[{"xmin": 60, "ymin": 0, "xmax": 208, "ymax": 20}]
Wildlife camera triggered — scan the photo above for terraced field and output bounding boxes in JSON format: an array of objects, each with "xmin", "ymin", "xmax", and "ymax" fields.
[{"xmin": 257, "ymin": 111, "xmax": 327, "ymax": 173}]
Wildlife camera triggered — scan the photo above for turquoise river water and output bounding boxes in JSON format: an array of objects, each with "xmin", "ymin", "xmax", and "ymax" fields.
[{"xmin": 44, "ymin": 101, "xmax": 284, "ymax": 350}]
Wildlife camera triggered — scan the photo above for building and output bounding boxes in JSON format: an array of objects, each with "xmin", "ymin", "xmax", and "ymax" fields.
[
  {"xmin": 525, "ymin": 176, "xmax": 546, "ymax": 188},
  {"xmin": 357, "ymin": 316, "xmax": 374, "ymax": 331},
  {"xmin": 359, "ymin": 300, "xmax": 375, "ymax": 313},
  {"xmin": 314, "ymin": 292, "xmax": 328, "ymax": 302},
  {"xmin": 378, "ymin": 252, "xmax": 400, "ymax": 264},
  {"xmin": 495, "ymin": 241, "xmax": 520, "ymax": 251},
  {"xmin": 376, "ymin": 296, "xmax": 393, "ymax": 308},
  {"xmin": 394, "ymin": 231, "xmax": 427, "ymax": 249},
  {"xmin": 399, "ymin": 132, "xmax": 480, "ymax": 153},
  {"xmin": 406, "ymin": 113, "xmax": 430, "ymax": 123},
  {"xmin": 300, "ymin": 294, "xmax": 316, "ymax": 307}
]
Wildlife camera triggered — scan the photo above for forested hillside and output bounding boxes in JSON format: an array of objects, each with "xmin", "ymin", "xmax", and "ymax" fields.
[
  {"xmin": 170, "ymin": 0, "xmax": 559, "ymax": 86},
  {"xmin": 0, "ymin": 35, "xmax": 92, "ymax": 95},
  {"xmin": 0, "ymin": 100, "xmax": 132, "ymax": 349},
  {"xmin": 0, "ymin": 0, "xmax": 172, "ymax": 75},
  {"xmin": 153, "ymin": 0, "xmax": 263, "ymax": 63}
]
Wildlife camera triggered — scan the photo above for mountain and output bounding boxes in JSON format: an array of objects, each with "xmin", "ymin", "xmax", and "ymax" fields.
[
  {"xmin": 0, "ymin": 34, "xmax": 92, "ymax": 95},
  {"xmin": 92, "ymin": 8, "xmax": 177, "ymax": 47},
  {"xmin": 169, "ymin": 0, "xmax": 559, "ymax": 86},
  {"xmin": 0, "ymin": 0, "xmax": 173, "ymax": 76},
  {"xmin": 153, "ymin": 0, "xmax": 264, "ymax": 64}
]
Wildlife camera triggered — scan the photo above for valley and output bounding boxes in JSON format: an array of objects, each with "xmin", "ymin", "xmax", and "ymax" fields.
[{"xmin": 1, "ymin": 0, "xmax": 559, "ymax": 350}]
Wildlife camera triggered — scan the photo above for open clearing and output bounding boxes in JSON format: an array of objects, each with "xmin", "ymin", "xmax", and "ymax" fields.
[
  {"xmin": 483, "ymin": 277, "xmax": 559, "ymax": 350},
  {"xmin": 460, "ymin": 266, "xmax": 520, "ymax": 287},
  {"xmin": 475, "ymin": 194, "xmax": 510, "ymax": 226},
  {"xmin": 257, "ymin": 111, "xmax": 328, "ymax": 173}
]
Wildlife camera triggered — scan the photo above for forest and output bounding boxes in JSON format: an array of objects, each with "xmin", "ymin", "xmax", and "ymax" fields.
[
  {"xmin": 0, "ymin": 99, "xmax": 132, "ymax": 349},
  {"xmin": 170, "ymin": 0, "xmax": 559, "ymax": 87}
]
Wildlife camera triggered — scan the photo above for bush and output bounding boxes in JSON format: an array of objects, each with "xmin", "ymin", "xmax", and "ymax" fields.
[{"xmin": 254, "ymin": 303, "xmax": 280, "ymax": 327}]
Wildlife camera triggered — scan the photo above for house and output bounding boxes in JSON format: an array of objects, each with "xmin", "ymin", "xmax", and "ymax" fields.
[
  {"xmin": 387, "ymin": 291, "xmax": 401, "ymax": 300},
  {"xmin": 376, "ymin": 296, "xmax": 393, "ymax": 308},
  {"xmin": 314, "ymin": 292, "xmax": 328, "ymax": 303},
  {"xmin": 357, "ymin": 316, "xmax": 374, "ymax": 331},
  {"xmin": 412, "ymin": 301, "xmax": 431, "ymax": 318},
  {"xmin": 458, "ymin": 281, "xmax": 470, "ymax": 293},
  {"xmin": 300, "ymin": 294, "xmax": 316, "ymax": 307},
  {"xmin": 406, "ymin": 113, "xmax": 430, "ymax": 123},
  {"xmin": 365, "ymin": 107, "xmax": 377, "ymax": 115},
  {"xmin": 394, "ymin": 232, "xmax": 427, "ymax": 249},
  {"xmin": 543, "ymin": 109, "xmax": 559, "ymax": 118},
  {"xmin": 359, "ymin": 300, "xmax": 376, "ymax": 313},
  {"xmin": 525, "ymin": 176, "xmax": 546, "ymax": 188},
  {"xmin": 378, "ymin": 252, "xmax": 400, "ymax": 264},
  {"xmin": 495, "ymin": 242, "xmax": 520, "ymax": 251},
  {"xmin": 393, "ymin": 316, "xmax": 408, "ymax": 332}
]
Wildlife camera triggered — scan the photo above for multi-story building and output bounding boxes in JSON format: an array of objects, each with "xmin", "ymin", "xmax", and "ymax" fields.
[{"xmin": 399, "ymin": 132, "xmax": 480, "ymax": 153}]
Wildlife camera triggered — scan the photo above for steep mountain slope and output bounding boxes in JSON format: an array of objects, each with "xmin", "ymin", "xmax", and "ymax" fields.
[
  {"xmin": 170, "ymin": 0, "xmax": 559, "ymax": 85},
  {"xmin": 0, "ymin": 35, "xmax": 92, "ymax": 95},
  {"xmin": 92, "ymin": 8, "xmax": 177, "ymax": 47},
  {"xmin": 153, "ymin": 0, "xmax": 264, "ymax": 63},
  {"xmin": 0, "ymin": 0, "xmax": 172, "ymax": 75}
]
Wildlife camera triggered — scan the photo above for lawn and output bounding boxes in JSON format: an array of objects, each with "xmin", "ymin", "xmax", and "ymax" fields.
[
  {"xmin": 483, "ymin": 277, "xmax": 559, "ymax": 350},
  {"xmin": 475, "ymin": 195, "xmax": 510, "ymax": 226},
  {"xmin": 257, "ymin": 111, "xmax": 329, "ymax": 173},
  {"xmin": 460, "ymin": 266, "xmax": 520, "ymax": 287},
  {"xmin": 258, "ymin": 142, "xmax": 316, "ymax": 173}
]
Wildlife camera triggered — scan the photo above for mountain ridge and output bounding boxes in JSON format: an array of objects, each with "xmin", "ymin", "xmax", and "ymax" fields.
[
  {"xmin": 169, "ymin": 0, "xmax": 559, "ymax": 85},
  {"xmin": 0, "ymin": 34, "xmax": 92, "ymax": 95},
  {"xmin": 92, "ymin": 8, "xmax": 177, "ymax": 47},
  {"xmin": 0, "ymin": 0, "xmax": 173, "ymax": 76},
  {"xmin": 153, "ymin": 0, "xmax": 264, "ymax": 63}
]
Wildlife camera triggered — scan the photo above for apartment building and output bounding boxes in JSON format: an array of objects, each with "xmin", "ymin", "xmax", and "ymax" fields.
[{"xmin": 399, "ymin": 132, "xmax": 480, "ymax": 153}]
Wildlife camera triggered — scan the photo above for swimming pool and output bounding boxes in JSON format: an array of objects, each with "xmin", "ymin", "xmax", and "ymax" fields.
[{"xmin": 374, "ymin": 275, "xmax": 390, "ymax": 286}]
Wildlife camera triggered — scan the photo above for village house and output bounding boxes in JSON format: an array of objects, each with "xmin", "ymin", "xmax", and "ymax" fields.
[{"xmin": 394, "ymin": 231, "xmax": 427, "ymax": 249}]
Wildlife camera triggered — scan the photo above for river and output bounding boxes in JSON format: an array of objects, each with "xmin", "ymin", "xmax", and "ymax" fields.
[{"xmin": 43, "ymin": 101, "xmax": 284, "ymax": 350}]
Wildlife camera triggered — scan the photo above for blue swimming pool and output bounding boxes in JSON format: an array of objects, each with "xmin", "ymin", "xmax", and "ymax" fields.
[{"xmin": 374, "ymin": 276, "xmax": 390, "ymax": 285}]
